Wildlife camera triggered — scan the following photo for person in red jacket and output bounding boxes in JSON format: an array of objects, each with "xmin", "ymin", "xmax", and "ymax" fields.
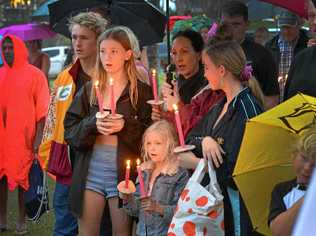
[{"xmin": 0, "ymin": 35, "xmax": 49, "ymax": 234}]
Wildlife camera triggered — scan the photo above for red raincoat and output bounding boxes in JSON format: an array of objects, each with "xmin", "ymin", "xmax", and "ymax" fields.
[{"xmin": 0, "ymin": 35, "xmax": 49, "ymax": 191}]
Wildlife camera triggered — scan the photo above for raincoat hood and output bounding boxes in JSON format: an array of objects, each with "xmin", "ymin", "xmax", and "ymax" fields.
[{"xmin": 1, "ymin": 34, "xmax": 28, "ymax": 68}]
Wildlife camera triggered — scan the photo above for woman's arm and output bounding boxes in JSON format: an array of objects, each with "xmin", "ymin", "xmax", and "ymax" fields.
[{"xmin": 64, "ymin": 84, "xmax": 98, "ymax": 151}]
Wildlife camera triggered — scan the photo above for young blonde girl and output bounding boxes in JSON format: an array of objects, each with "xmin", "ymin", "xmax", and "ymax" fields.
[
  {"xmin": 122, "ymin": 120, "xmax": 189, "ymax": 236},
  {"xmin": 64, "ymin": 26, "xmax": 152, "ymax": 236}
]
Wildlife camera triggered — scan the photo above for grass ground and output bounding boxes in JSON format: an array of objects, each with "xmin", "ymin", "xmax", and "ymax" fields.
[{"xmin": 2, "ymin": 177, "xmax": 55, "ymax": 236}]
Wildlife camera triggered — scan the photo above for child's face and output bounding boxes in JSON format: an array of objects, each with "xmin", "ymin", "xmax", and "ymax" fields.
[
  {"xmin": 99, "ymin": 39, "xmax": 131, "ymax": 74},
  {"xmin": 293, "ymin": 153, "xmax": 316, "ymax": 184},
  {"xmin": 145, "ymin": 131, "xmax": 168, "ymax": 164}
]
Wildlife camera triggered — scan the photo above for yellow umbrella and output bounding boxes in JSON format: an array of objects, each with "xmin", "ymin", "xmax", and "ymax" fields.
[{"xmin": 233, "ymin": 93, "xmax": 316, "ymax": 236}]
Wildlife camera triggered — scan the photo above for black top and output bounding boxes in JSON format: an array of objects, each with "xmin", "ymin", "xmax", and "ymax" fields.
[
  {"xmin": 177, "ymin": 66, "xmax": 208, "ymax": 104},
  {"xmin": 186, "ymin": 87, "xmax": 263, "ymax": 187},
  {"xmin": 186, "ymin": 87, "xmax": 263, "ymax": 236},
  {"xmin": 284, "ymin": 46, "xmax": 316, "ymax": 100},
  {"xmin": 75, "ymin": 66, "xmax": 90, "ymax": 94},
  {"xmin": 64, "ymin": 80, "xmax": 152, "ymax": 217},
  {"xmin": 241, "ymin": 38, "xmax": 279, "ymax": 96},
  {"xmin": 268, "ymin": 179, "xmax": 306, "ymax": 226}
]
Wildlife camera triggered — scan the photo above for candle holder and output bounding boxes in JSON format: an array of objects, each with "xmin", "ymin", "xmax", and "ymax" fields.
[
  {"xmin": 117, "ymin": 180, "xmax": 136, "ymax": 194},
  {"xmin": 146, "ymin": 99, "xmax": 164, "ymax": 106},
  {"xmin": 95, "ymin": 110, "xmax": 110, "ymax": 119},
  {"xmin": 174, "ymin": 144, "xmax": 195, "ymax": 154},
  {"xmin": 107, "ymin": 113, "xmax": 124, "ymax": 120}
]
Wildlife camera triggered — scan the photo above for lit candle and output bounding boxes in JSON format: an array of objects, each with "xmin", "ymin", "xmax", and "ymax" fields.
[
  {"xmin": 151, "ymin": 69, "xmax": 158, "ymax": 101},
  {"xmin": 109, "ymin": 78, "xmax": 116, "ymax": 115},
  {"xmin": 94, "ymin": 80, "xmax": 103, "ymax": 112},
  {"xmin": 173, "ymin": 104, "xmax": 185, "ymax": 147},
  {"xmin": 125, "ymin": 160, "xmax": 131, "ymax": 188},
  {"xmin": 136, "ymin": 159, "xmax": 146, "ymax": 197}
]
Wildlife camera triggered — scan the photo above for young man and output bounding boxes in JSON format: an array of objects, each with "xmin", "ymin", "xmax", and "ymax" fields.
[
  {"xmin": 221, "ymin": 0, "xmax": 279, "ymax": 110},
  {"xmin": 269, "ymin": 127, "xmax": 316, "ymax": 236},
  {"xmin": 39, "ymin": 12, "xmax": 108, "ymax": 236},
  {"xmin": 283, "ymin": 0, "xmax": 316, "ymax": 100},
  {"xmin": 0, "ymin": 35, "xmax": 49, "ymax": 234}
]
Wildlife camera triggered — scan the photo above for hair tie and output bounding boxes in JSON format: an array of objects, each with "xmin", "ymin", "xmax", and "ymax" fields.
[
  {"xmin": 241, "ymin": 65, "xmax": 253, "ymax": 82},
  {"xmin": 207, "ymin": 22, "xmax": 218, "ymax": 39}
]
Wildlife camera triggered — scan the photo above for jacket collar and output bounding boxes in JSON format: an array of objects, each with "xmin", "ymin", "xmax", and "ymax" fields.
[{"xmin": 68, "ymin": 59, "xmax": 82, "ymax": 81}]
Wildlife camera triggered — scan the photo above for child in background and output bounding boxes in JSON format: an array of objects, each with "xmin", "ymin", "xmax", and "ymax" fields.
[
  {"xmin": 121, "ymin": 120, "xmax": 189, "ymax": 236},
  {"xmin": 269, "ymin": 126, "xmax": 316, "ymax": 236}
]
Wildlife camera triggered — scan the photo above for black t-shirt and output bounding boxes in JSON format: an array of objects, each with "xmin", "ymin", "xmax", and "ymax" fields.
[
  {"xmin": 284, "ymin": 46, "xmax": 316, "ymax": 100},
  {"xmin": 241, "ymin": 38, "xmax": 279, "ymax": 96},
  {"xmin": 177, "ymin": 66, "xmax": 208, "ymax": 104},
  {"xmin": 75, "ymin": 67, "xmax": 90, "ymax": 94},
  {"xmin": 268, "ymin": 179, "xmax": 306, "ymax": 226}
]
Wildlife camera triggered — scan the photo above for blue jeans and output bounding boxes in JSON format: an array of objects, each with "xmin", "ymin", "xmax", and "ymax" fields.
[{"xmin": 53, "ymin": 182, "xmax": 78, "ymax": 236}]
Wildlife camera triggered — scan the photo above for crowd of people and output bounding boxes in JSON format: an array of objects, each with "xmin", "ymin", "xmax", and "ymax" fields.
[{"xmin": 0, "ymin": 0, "xmax": 316, "ymax": 236}]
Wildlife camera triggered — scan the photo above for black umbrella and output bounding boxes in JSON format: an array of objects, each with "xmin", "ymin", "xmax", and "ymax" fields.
[{"xmin": 48, "ymin": 0, "xmax": 166, "ymax": 46}]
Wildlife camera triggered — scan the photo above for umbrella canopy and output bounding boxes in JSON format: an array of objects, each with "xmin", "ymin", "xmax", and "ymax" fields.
[
  {"xmin": 0, "ymin": 23, "xmax": 56, "ymax": 41},
  {"xmin": 259, "ymin": 0, "xmax": 306, "ymax": 18},
  {"xmin": 233, "ymin": 93, "xmax": 316, "ymax": 236},
  {"xmin": 48, "ymin": 0, "xmax": 166, "ymax": 46},
  {"xmin": 32, "ymin": 0, "xmax": 58, "ymax": 18}
]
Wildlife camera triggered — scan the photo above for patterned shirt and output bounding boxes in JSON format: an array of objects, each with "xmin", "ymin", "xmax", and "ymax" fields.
[{"xmin": 278, "ymin": 36, "xmax": 298, "ymax": 76}]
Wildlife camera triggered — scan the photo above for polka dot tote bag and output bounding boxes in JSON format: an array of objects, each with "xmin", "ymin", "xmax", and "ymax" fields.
[{"xmin": 168, "ymin": 159, "xmax": 224, "ymax": 236}]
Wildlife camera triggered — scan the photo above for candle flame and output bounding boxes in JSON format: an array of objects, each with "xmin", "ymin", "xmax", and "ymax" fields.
[
  {"xmin": 136, "ymin": 158, "xmax": 140, "ymax": 166},
  {"xmin": 152, "ymin": 69, "xmax": 156, "ymax": 76},
  {"xmin": 126, "ymin": 160, "xmax": 131, "ymax": 168},
  {"xmin": 285, "ymin": 74, "xmax": 288, "ymax": 79},
  {"xmin": 109, "ymin": 78, "xmax": 114, "ymax": 86},
  {"xmin": 94, "ymin": 80, "xmax": 99, "ymax": 87},
  {"xmin": 172, "ymin": 104, "xmax": 178, "ymax": 111}
]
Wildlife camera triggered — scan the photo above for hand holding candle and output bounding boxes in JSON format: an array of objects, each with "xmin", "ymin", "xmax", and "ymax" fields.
[
  {"xmin": 94, "ymin": 80, "xmax": 103, "ymax": 112},
  {"xmin": 173, "ymin": 104, "xmax": 185, "ymax": 147},
  {"xmin": 109, "ymin": 78, "xmax": 116, "ymax": 115},
  {"xmin": 136, "ymin": 159, "xmax": 146, "ymax": 197},
  {"xmin": 125, "ymin": 160, "xmax": 131, "ymax": 188}
]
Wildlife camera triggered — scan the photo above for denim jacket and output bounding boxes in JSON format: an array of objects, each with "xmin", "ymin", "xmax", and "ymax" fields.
[{"xmin": 123, "ymin": 165, "xmax": 189, "ymax": 236}]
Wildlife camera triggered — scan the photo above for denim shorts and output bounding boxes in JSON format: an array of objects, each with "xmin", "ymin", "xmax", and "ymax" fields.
[{"xmin": 86, "ymin": 144, "xmax": 118, "ymax": 199}]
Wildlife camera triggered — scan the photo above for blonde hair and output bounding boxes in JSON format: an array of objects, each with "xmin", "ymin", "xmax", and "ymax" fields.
[
  {"xmin": 204, "ymin": 41, "xmax": 264, "ymax": 106},
  {"xmin": 125, "ymin": 27, "xmax": 141, "ymax": 59},
  {"xmin": 91, "ymin": 26, "xmax": 141, "ymax": 108},
  {"xmin": 141, "ymin": 120, "xmax": 179, "ymax": 176},
  {"xmin": 68, "ymin": 12, "xmax": 108, "ymax": 38},
  {"xmin": 294, "ymin": 126, "xmax": 316, "ymax": 161}
]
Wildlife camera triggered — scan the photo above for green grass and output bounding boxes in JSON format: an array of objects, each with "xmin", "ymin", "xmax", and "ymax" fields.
[{"xmin": 2, "ymin": 177, "xmax": 55, "ymax": 236}]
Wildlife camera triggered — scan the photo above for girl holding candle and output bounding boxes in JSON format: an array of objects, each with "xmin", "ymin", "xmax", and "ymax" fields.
[
  {"xmin": 121, "ymin": 120, "xmax": 189, "ymax": 236},
  {"xmin": 64, "ymin": 26, "xmax": 152, "ymax": 236}
]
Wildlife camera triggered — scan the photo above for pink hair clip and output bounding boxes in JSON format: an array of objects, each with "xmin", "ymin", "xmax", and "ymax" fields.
[
  {"xmin": 241, "ymin": 65, "xmax": 253, "ymax": 82},
  {"xmin": 207, "ymin": 22, "xmax": 218, "ymax": 39}
]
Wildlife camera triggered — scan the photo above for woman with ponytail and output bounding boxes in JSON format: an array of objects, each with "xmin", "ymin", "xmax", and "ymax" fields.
[{"xmin": 183, "ymin": 41, "xmax": 264, "ymax": 236}]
